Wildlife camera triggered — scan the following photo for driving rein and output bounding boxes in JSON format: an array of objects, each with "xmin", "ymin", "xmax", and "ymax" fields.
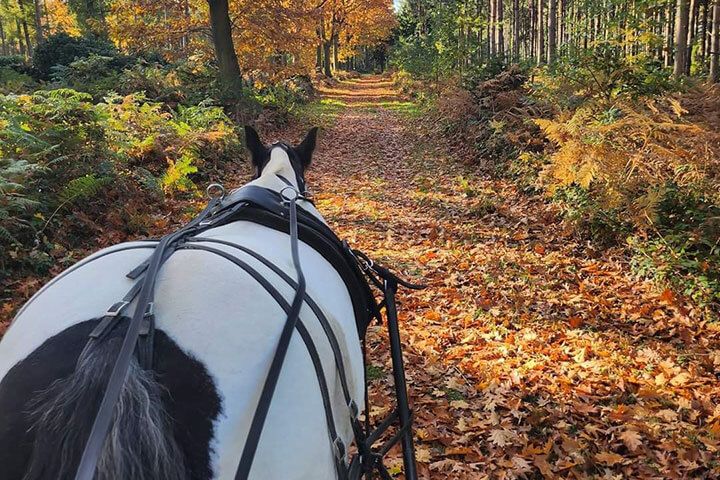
[{"xmin": 72, "ymin": 176, "xmax": 424, "ymax": 480}]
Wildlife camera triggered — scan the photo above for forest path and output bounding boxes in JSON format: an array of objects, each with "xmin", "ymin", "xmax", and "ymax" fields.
[{"xmin": 298, "ymin": 75, "xmax": 720, "ymax": 478}]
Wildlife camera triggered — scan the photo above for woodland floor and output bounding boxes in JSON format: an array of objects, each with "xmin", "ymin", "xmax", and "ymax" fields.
[
  {"xmin": 2, "ymin": 76, "xmax": 720, "ymax": 479},
  {"xmin": 290, "ymin": 76, "xmax": 720, "ymax": 479}
]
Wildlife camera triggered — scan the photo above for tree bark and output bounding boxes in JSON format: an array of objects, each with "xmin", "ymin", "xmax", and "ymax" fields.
[
  {"xmin": 687, "ymin": 0, "xmax": 698, "ymax": 73},
  {"xmin": 548, "ymin": 0, "xmax": 557, "ymax": 63},
  {"xmin": 674, "ymin": 0, "xmax": 690, "ymax": 76},
  {"xmin": 207, "ymin": 0, "xmax": 242, "ymax": 90},
  {"xmin": 537, "ymin": 0, "xmax": 545, "ymax": 64},
  {"xmin": 489, "ymin": 0, "xmax": 496, "ymax": 55},
  {"xmin": 332, "ymin": 34, "xmax": 339, "ymax": 71},
  {"xmin": 17, "ymin": 0, "xmax": 33, "ymax": 56},
  {"xmin": 323, "ymin": 40, "xmax": 332, "ymax": 76},
  {"xmin": 497, "ymin": 0, "xmax": 504, "ymax": 58},
  {"xmin": 16, "ymin": 19, "xmax": 25, "ymax": 56},
  {"xmin": 0, "ymin": 21, "xmax": 6, "ymax": 55},
  {"xmin": 710, "ymin": 0, "xmax": 720, "ymax": 81},
  {"xmin": 512, "ymin": 0, "xmax": 519, "ymax": 60},
  {"xmin": 33, "ymin": 0, "xmax": 43, "ymax": 43}
]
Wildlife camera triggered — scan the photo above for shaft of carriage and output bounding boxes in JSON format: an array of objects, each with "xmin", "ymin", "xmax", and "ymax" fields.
[{"xmin": 384, "ymin": 280, "xmax": 418, "ymax": 480}]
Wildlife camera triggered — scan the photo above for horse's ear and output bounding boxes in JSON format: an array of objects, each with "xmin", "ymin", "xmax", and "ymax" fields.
[
  {"xmin": 295, "ymin": 127, "xmax": 319, "ymax": 168},
  {"xmin": 244, "ymin": 125, "xmax": 267, "ymax": 171}
]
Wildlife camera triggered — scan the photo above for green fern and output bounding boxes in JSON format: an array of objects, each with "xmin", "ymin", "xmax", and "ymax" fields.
[{"xmin": 59, "ymin": 174, "xmax": 111, "ymax": 204}]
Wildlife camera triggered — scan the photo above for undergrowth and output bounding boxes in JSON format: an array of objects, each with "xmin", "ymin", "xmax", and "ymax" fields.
[{"xmin": 397, "ymin": 47, "xmax": 720, "ymax": 315}]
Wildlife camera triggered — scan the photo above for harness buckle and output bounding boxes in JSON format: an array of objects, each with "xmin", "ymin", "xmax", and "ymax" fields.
[
  {"xmin": 144, "ymin": 302, "xmax": 155, "ymax": 317},
  {"xmin": 105, "ymin": 301, "xmax": 130, "ymax": 317},
  {"xmin": 332, "ymin": 437, "xmax": 346, "ymax": 460}
]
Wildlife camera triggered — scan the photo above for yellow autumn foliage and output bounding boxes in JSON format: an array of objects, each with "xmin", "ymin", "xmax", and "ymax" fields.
[{"xmin": 536, "ymin": 90, "xmax": 720, "ymax": 228}]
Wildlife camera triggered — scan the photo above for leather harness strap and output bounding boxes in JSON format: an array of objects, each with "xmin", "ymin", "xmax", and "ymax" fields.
[
  {"xmin": 72, "ymin": 179, "xmax": 421, "ymax": 480},
  {"xmin": 180, "ymin": 243, "xmax": 348, "ymax": 480},
  {"xmin": 74, "ymin": 197, "xmax": 225, "ymax": 480}
]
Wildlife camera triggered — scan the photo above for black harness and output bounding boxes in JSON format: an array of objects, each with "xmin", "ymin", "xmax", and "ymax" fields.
[{"xmin": 72, "ymin": 177, "xmax": 423, "ymax": 480}]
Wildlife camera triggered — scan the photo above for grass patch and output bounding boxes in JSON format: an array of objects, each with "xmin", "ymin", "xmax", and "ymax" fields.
[
  {"xmin": 295, "ymin": 98, "xmax": 346, "ymax": 127},
  {"xmin": 366, "ymin": 364, "xmax": 385, "ymax": 381}
]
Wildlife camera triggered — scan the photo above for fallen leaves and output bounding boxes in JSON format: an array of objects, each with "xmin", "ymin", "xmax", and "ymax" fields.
[
  {"xmin": 619, "ymin": 429, "xmax": 643, "ymax": 451},
  {"xmin": 5, "ymin": 77, "xmax": 720, "ymax": 479}
]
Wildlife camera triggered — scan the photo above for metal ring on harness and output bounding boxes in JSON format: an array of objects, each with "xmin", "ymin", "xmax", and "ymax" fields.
[
  {"xmin": 206, "ymin": 183, "xmax": 226, "ymax": 200},
  {"xmin": 279, "ymin": 185, "xmax": 299, "ymax": 203}
]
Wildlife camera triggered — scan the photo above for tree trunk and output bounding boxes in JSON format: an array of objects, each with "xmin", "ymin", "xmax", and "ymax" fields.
[
  {"xmin": 16, "ymin": 19, "xmax": 25, "ymax": 56},
  {"xmin": 687, "ymin": 0, "xmax": 698, "ymax": 73},
  {"xmin": 710, "ymin": 0, "xmax": 720, "ymax": 81},
  {"xmin": 17, "ymin": 0, "xmax": 33, "ymax": 56},
  {"xmin": 497, "ymin": 0, "xmax": 504, "ymax": 58},
  {"xmin": 33, "ymin": 0, "xmax": 42, "ymax": 43},
  {"xmin": 207, "ymin": 0, "xmax": 242, "ymax": 90},
  {"xmin": 665, "ymin": 0, "xmax": 675, "ymax": 66},
  {"xmin": 323, "ymin": 40, "xmax": 332, "ymax": 77},
  {"xmin": 548, "ymin": 0, "xmax": 557, "ymax": 63},
  {"xmin": 512, "ymin": 0, "xmax": 519, "ymax": 60},
  {"xmin": 537, "ymin": 0, "xmax": 545, "ymax": 64},
  {"xmin": 530, "ymin": 0, "xmax": 536, "ymax": 59},
  {"xmin": 332, "ymin": 34, "xmax": 339, "ymax": 72},
  {"xmin": 674, "ymin": 0, "xmax": 690, "ymax": 76},
  {"xmin": 489, "ymin": 0, "xmax": 496, "ymax": 55},
  {"xmin": 701, "ymin": 0, "xmax": 709, "ymax": 61},
  {"xmin": 0, "ymin": 21, "xmax": 6, "ymax": 55}
]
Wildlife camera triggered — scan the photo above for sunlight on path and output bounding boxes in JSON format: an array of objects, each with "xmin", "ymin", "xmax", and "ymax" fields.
[{"xmin": 305, "ymin": 75, "xmax": 720, "ymax": 479}]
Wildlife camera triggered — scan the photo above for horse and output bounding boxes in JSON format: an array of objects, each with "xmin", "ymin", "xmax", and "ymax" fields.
[{"xmin": 0, "ymin": 126, "xmax": 369, "ymax": 480}]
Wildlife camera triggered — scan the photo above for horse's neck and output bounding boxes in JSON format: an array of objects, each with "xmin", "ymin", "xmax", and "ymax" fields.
[
  {"xmin": 250, "ymin": 150, "xmax": 299, "ymax": 192},
  {"xmin": 245, "ymin": 151, "xmax": 326, "ymax": 224}
]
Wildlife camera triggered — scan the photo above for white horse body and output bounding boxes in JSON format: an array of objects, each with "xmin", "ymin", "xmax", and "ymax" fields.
[{"xmin": 0, "ymin": 148, "xmax": 365, "ymax": 479}]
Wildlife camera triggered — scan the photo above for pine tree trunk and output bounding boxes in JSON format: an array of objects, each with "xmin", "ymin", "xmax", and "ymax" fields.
[
  {"xmin": 537, "ymin": 0, "xmax": 545, "ymax": 64},
  {"xmin": 33, "ymin": 0, "xmax": 42, "ymax": 42},
  {"xmin": 548, "ymin": 0, "xmax": 557, "ymax": 62},
  {"xmin": 701, "ymin": 0, "xmax": 709, "ymax": 61},
  {"xmin": 687, "ymin": 0, "xmax": 698, "ymax": 73},
  {"xmin": 665, "ymin": 1, "xmax": 675, "ymax": 66},
  {"xmin": 497, "ymin": 0, "xmax": 505, "ymax": 58},
  {"xmin": 530, "ymin": 0, "xmax": 536, "ymax": 59},
  {"xmin": 674, "ymin": 0, "xmax": 690, "ymax": 76},
  {"xmin": 710, "ymin": 0, "xmax": 720, "ymax": 81},
  {"xmin": 16, "ymin": 19, "xmax": 25, "ymax": 56},
  {"xmin": 489, "ymin": 0, "xmax": 496, "ymax": 55},
  {"xmin": 207, "ymin": 0, "xmax": 243, "ymax": 90},
  {"xmin": 0, "ymin": 21, "xmax": 6, "ymax": 55},
  {"xmin": 512, "ymin": 0, "xmax": 520, "ymax": 61}
]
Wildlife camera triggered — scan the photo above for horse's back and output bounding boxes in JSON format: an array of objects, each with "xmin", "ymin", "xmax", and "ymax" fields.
[{"xmin": 0, "ymin": 220, "xmax": 364, "ymax": 479}]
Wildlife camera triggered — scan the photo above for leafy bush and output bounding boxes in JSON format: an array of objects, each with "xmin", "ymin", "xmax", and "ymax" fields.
[
  {"xmin": 50, "ymin": 54, "xmax": 135, "ymax": 98},
  {"xmin": 533, "ymin": 84, "xmax": 720, "ymax": 307},
  {"xmin": 629, "ymin": 187, "xmax": 720, "ymax": 309},
  {"xmin": 427, "ymin": 66, "xmax": 549, "ymax": 168},
  {"xmin": 0, "ymin": 88, "xmax": 241, "ymax": 276},
  {"xmin": 533, "ymin": 43, "xmax": 678, "ymax": 107},
  {"xmin": 33, "ymin": 32, "xmax": 118, "ymax": 79},
  {"xmin": 0, "ymin": 68, "xmax": 36, "ymax": 93},
  {"xmin": 0, "ymin": 55, "xmax": 33, "ymax": 75}
]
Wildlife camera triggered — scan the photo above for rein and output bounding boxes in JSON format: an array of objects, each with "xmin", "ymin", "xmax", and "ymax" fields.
[{"xmin": 72, "ymin": 177, "xmax": 424, "ymax": 480}]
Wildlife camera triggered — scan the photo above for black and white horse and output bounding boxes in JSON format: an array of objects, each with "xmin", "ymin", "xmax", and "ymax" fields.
[{"xmin": 0, "ymin": 127, "xmax": 366, "ymax": 479}]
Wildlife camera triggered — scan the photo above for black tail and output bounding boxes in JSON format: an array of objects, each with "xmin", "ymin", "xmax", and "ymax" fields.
[{"xmin": 22, "ymin": 334, "xmax": 187, "ymax": 480}]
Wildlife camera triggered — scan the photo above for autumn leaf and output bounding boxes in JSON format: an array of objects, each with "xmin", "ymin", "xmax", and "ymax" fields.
[
  {"xmin": 620, "ymin": 429, "xmax": 643, "ymax": 451},
  {"xmin": 489, "ymin": 429, "xmax": 514, "ymax": 447},
  {"xmin": 568, "ymin": 316, "xmax": 583, "ymax": 328},
  {"xmin": 595, "ymin": 451, "xmax": 625, "ymax": 466}
]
